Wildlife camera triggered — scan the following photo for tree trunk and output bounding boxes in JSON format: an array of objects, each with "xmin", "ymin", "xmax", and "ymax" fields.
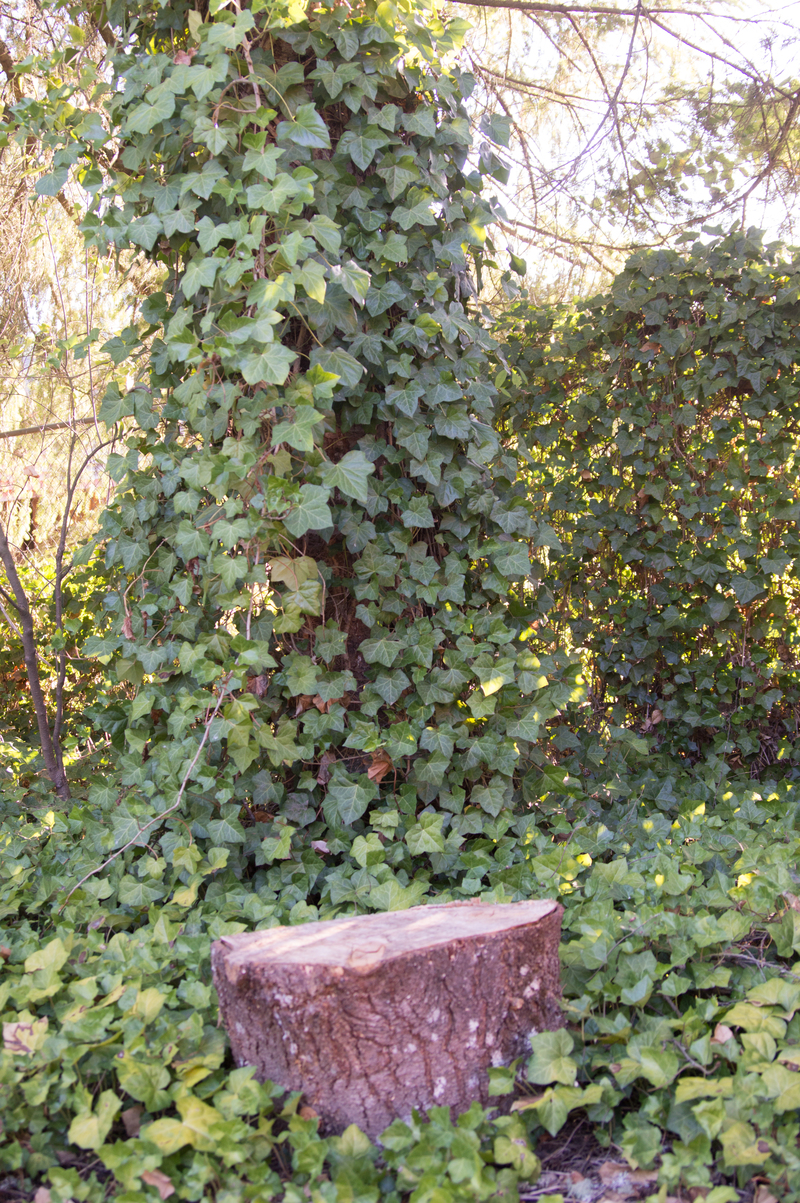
[
  {"xmin": 211, "ymin": 899, "xmax": 562, "ymax": 1136},
  {"xmin": 0, "ymin": 519, "xmax": 70, "ymax": 799}
]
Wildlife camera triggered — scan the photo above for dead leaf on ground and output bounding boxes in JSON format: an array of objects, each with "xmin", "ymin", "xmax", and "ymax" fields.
[
  {"xmin": 711, "ymin": 1022, "xmax": 734, "ymax": 1044},
  {"xmin": 299, "ymin": 1105, "xmax": 319, "ymax": 1120},
  {"xmin": 294, "ymin": 693, "xmax": 315, "ymax": 716},
  {"xmin": 754, "ymin": 1191, "xmax": 779, "ymax": 1203},
  {"xmin": 312, "ymin": 694, "xmax": 331, "ymax": 713},
  {"xmin": 311, "ymin": 840, "xmax": 330, "ymax": 854},
  {"xmin": 784, "ymin": 892, "xmax": 800, "ymax": 912},
  {"xmin": 33, "ymin": 1189, "xmax": 52, "ymax": 1203},
  {"xmin": 121, "ymin": 1104, "xmax": 143, "ymax": 1137},
  {"xmin": 367, "ymin": 749, "xmax": 393, "ymax": 783},
  {"xmin": 0, "ymin": 945, "xmax": 10, "ymax": 960},
  {"xmin": 142, "ymin": 1169, "xmax": 176, "ymax": 1199},
  {"xmin": 317, "ymin": 749, "xmax": 336, "ymax": 785},
  {"xmin": 597, "ymin": 1160, "xmax": 658, "ymax": 1198}
]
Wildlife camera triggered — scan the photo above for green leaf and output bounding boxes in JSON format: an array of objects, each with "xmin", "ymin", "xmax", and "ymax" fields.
[
  {"xmin": 283, "ymin": 484, "xmax": 332, "ymax": 537},
  {"xmin": 271, "ymin": 406, "xmax": 325, "ymax": 452},
  {"xmin": 310, "ymin": 348, "xmax": 364, "ymax": 389},
  {"xmin": 278, "ymin": 104, "xmax": 331, "ymax": 149},
  {"xmin": 68, "ymin": 1091, "xmax": 122, "ymax": 1151},
  {"xmin": 182, "ymin": 255, "xmax": 220, "ymax": 299},
  {"xmin": 360, "ymin": 630, "xmax": 402, "ymax": 666},
  {"xmin": 732, "ymin": 575, "xmax": 765, "ymax": 604},
  {"xmin": 320, "ymin": 450, "xmax": 375, "ymax": 503},
  {"xmin": 35, "ymin": 167, "xmax": 70, "ymax": 196},
  {"xmin": 368, "ymin": 876, "xmax": 429, "ymax": 911},
  {"xmin": 527, "ymin": 1030, "xmax": 577, "ymax": 1086},
  {"xmin": 126, "ymin": 91, "xmax": 176, "ymax": 135},
  {"xmin": 406, "ymin": 813, "xmax": 446, "ymax": 854},
  {"xmin": 338, "ymin": 127, "xmax": 389, "ymax": 169},
  {"xmin": 129, "ymin": 213, "xmax": 163, "ymax": 251},
  {"xmin": 241, "ymin": 343, "xmax": 296, "ymax": 386},
  {"xmin": 331, "ymin": 260, "xmax": 371, "ymax": 305},
  {"xmin": 325, "ymin": 778, "xmax": 375, "ymax": 825}
]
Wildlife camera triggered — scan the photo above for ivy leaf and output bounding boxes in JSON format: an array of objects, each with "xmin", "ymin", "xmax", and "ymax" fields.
[
  {"xmin": 241, "ymin": 343, "xmax": 296, "ymax": 385},
  {"xmin": 331, "ymin": 260, "xmax": 371, "ymax": 305},
  {"xmin": 310, "ymin": 347, "xmax": 364, "ymax": 388},
  {"xmin": 338, "ymin": 127, "xmax": 389, "ymax": 169},
  {"xmin": 271, "ymin": 556, "xmax": 318, "ymax": 588},
  {"xmin": 361, "ymin": 630, "xmax": 402, "ymax": 666},
  {"xmin": 271, "ymin": 406, "xmax": 325, "ymax": 451},
  {"xmin": 129, "ymin": 213, "xmax": 163, "ymax": 251},
  {"xmin": 126, "ymin": 91, "xmax": 176, "ymax": 134},
  {"xmin": 283, "ymin": 485, "xmax": 332, "ymax": 537},
  {"xmin": 527, "ymin": 1030, "xmax": 577, "ymax": 1086},
  {"xmin": 405, "ymin": 813, "xmax": 446, "ymax": 854},
  {"xmin": 182, "ymin": 256, "xmax": 220, "ymax": 299},
  {"xmin": 325, "ymin": 778, "xmax": 375, "ymax": 825},
  {"xmin": 368, "ymin": 876, "xmax": 429, "ymax": 911},
  {"xmin": 35, "ymin": 167, "xmax": 70, "ymax": 196},
  {"xmin": 732, "ymin": 575, "xmax": 765, "ymax": 605},
  {"xmin": 320, "ymin": 450, "xmax": 375, "ymax": 503},
  {"xmin": 277, "ymin": 104, "xmax": 331, "ymax": 149}
]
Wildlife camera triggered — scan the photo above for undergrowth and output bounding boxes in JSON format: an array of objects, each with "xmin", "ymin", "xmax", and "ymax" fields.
[{"xmin": 2, "ymin": 744, "xmax": 800, "ymax": 1202}]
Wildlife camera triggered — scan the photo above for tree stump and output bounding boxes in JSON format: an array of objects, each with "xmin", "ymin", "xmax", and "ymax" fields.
[{"xmin": 211, "ymin": 899, "xmax": 563, "ymax": 1136}]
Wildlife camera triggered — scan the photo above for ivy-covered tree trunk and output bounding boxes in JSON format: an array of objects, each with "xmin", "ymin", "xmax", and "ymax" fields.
[{"xmin": 32, "ymin": 0, "xmax": 573, "ymax": 911}]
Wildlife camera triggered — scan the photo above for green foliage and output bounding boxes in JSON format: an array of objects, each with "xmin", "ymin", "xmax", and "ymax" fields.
[
  {"xmin": 5, "ymin": 762, "xmax": 800, "ymax": 1197},
  {"xmin": 11, "ymin": 0, "xmax": 565, "ymax": 912},
  {"xmin": 0, "ymin": 557, "xmax": 109, "ymax": 762},
  {"xmin": 9, "ymin": 1, "xmax": 800, "ymax": 1198},
  {"xmin": 500, "ymin": 230, "xmax": 800, "ymax": 774}
]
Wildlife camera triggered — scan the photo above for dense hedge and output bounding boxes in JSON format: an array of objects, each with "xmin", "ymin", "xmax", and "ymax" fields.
[{"xmin": 500, "ymin": 231, "xmax": 800, "ymax": 777}]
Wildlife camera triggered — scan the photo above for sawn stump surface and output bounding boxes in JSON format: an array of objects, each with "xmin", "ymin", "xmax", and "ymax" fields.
[{"xmin": 211, "ymin": 898, "xmax": 563, "ymax": 1136}]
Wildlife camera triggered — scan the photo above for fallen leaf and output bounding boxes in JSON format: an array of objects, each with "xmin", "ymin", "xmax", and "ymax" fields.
[
  {"xmin": 299, "ymin": 1105, "xmax": 319, "ymax": 1120},
  {"xmin": 294, "ymin": 693, "xmax": 314, "ymax": 716},
  {"xmin": 651, "ymin": 708, "xmax": 663, "ymax": 724},
  {"xmin": 754, "ymin": 1189, "xmax": 778, "ymax": 1203},
  {"xmin": 33, "ymin": 1189, "xmax": 51, "ymax": 1203},
  {"xmin": 121, "ymin": 1104, "xmax": 143, "ymax": 1137},
  {"xmin": 367, "ymin": 749, "xmax": 393, "ymax": 783},
  {"xmin": 317, "ymin": 749, "xmax": 336, "ymax": 785},
  {"xmin": 599, "ymin": 1163, "xmax": 630, "ymax": 1183},
  {"xmin": 247, "ymin": 674, "xmax": 268, "ymax": 700},
  {"xmin": 142, "ymin": 1169, "xmax": 176, "ymax": 1199},
  {"xmin": 312, "ymin": 694, "xmax": 334, "ymax": 713},
  {"xmin": 711, "ymin": 1022, "xmax": 734, "ymax": 1044},
  {"xmin": 784, "ymin": 892, "xmax": 800, "ymax": 912},
  {"xmin": 0, "ymin": 945, "xmax": 10, "ymax": 960},
  {"xmin": 173, "ymin": 47, "xmax": 196, "ymax": 64},
  {"xmin": 311, "ymin": 840, "xmax": 330, "ymax": 854}
]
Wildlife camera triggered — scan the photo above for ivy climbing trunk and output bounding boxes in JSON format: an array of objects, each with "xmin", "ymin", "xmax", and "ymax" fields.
[{"xmin": 26, "ymin": 0, "xmax": 575, "ymax": 928}]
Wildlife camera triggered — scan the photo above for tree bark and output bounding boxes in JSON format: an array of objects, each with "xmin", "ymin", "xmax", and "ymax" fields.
[
  {"xmin": 211, "ymin": 899, "xmax": 562, "ymax": 1136},
  {"xmin": 0, "ymin": 520, "xmax": 70, "ymax": 799}
]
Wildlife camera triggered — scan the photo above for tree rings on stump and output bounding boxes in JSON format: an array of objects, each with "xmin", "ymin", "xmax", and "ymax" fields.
[{"xmin": 211, "ymin": 899, "xmax": 563, "ymax": 1136}]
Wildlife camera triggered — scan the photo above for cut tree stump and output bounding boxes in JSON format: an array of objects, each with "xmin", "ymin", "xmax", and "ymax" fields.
[{"xmin": 211, "ymin": 899, "xmax": 563, "ymax": 1136}]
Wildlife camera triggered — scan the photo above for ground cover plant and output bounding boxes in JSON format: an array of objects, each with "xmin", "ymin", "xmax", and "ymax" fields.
[{"xmin": 3, "ymin": 0, "xmax": 800, "ymax": 1198}]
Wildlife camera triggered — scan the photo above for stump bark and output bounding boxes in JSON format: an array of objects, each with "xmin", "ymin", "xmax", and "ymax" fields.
[{"xmin": 211, "ymin": 899, "xmax": 563, "ymax": 1136}]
